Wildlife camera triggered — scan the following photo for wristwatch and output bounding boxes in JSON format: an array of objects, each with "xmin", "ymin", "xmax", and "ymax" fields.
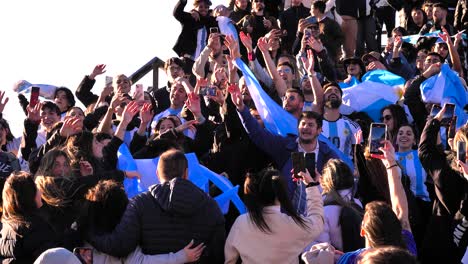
[{"xmin": 306, "ymin": 181, "xmax": 320, "ymax": 188}]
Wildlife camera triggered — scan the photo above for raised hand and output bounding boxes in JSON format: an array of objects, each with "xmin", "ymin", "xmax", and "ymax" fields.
[
  {"xmin": 301, "ymin": 49, "xmax": 316, "ymax": 75},
  {"xmin": 297, "ymin": 19, "xmax": 312, "ymax": 33},
  {"xmin": 27, "ymin": 101, "xmax": 42, "ymax": 123},
  {"xmin": 194, "ymin": 78, "xmax": 208, "ymax": 95},
  {"xmin": 239, "ymin": 31, "xmax": 253, "ymax": 53},
  {"xmin": 393, "ymin": 36, "xmax": 403, "ymax": 52},
  {"xmin": 257, "ymin": 37, "xmax": 270, "ymax": 53},
  {"xmin": 0, "ymin": 91, "xmax": 9, "ymax": 114},
  {"xmin": 121, "ymin": 101, "xmax": 139, "ymax": 125},
  {"xmin": 139, "ymin": 103, "xmax": 154, "ymax": 124},
  {"xmin": 422, "ymin": 62, "xmax": 442, "ymax": 78},
  {"xmin": 228, "ymin": 83, "xmax": 244, "ymax": 111},
  {"xmin": 89, "ymin": 64, "xmax": 107, "ymax": 80},
  {"xmin": 207, "ymin": 33, "xmax": 221, "ymax": 52},
  {"xmin": 60, "ymin": 116, "xmax": 83, "ymax": 137},
  {"xmin": 186, "ymin": 92, "xmax": 202, "ymax": 116},
  {"xmin": 307, "ymin": 37, "xmax": 324, "ymax": 52},
  {"xmin": 79, "ymin": 160, "xmax": 94, "ymax": 177},
  {"xmin": 175, "ymin": 120, "xmax": 198, "ymax": 134},
  {"xmin": 190, "ymin": 10, "xmax": 200, "ymax": 21},
  {"xmin": 263, "ymin": 17, "xmax": 272, "ymax": 29},
  {"xmin": 224, "ymin": 34, "xmax": 241, "ymax": 60},
  {"xmin": 110, "ymin": 93, "xmax": 125, "ymax": 110},
  {"xmin": 125, "ymin": 171, "xmax": 141, "ymax": 179}
]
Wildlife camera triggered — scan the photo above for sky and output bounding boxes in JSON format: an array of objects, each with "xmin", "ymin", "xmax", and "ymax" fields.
[{"xmin": 0, "ymin": 0, "xmax": 225, "ymax": 135}]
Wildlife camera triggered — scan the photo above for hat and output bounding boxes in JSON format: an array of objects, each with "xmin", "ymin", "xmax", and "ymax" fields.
[
  {"xmin": 342, "ymin": 57, "xmax": 365, "ymax": 74},
  {"xmin": 361, "ymin": 51, "xmax": 381, "ymax": 64}
]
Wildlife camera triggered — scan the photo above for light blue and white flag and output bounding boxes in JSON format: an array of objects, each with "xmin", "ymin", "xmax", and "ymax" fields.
[
  {"xmin": 341, "ymin": 70, "xmax": 404, "ymax": 122},
  {"xmin": 117, "ymin": 146, "xmax": 246, "ymax": 214},
  {"xmin": 339, "ymin": 76, "xmax": 360, "ymax": 89},
  {"xmin": 233, "ymin": 58, "xmax": 354, "ymax": 170},
  {"xmin": 401, "ymin": 31, "xmax": 441, "ymax": 45},
  {"xmin": 217, "ymin": 16, "xmax": 239, "ymax": 43},
  {"xmin": 420, "ymin": 64, "xmax": 468, "ymax": 127},
  {"xmin": 13, "ymin": 80, "xmax": 57, "ymax": 99}
]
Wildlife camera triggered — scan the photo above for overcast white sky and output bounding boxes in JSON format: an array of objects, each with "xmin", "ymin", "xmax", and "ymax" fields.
[{"xmin": 0, "ymin": 0, "xmax": 225, "ymax": 134}]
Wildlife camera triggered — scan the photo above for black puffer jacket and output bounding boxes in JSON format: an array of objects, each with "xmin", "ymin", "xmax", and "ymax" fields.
[
  {"xmin": 0, "ymin": 215, "xmax": 59, "ymax": 263},
  {"xmin": 87, "ymin": 178, "xmax": 225, "ymax": 263}
]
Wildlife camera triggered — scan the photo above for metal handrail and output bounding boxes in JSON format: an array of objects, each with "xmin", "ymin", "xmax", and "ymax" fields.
[{"xmin": 129, "ymin": 57, "xmax": 165, "ymax": 89}]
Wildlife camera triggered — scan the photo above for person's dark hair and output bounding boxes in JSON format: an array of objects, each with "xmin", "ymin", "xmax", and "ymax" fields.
[
  {"xmin": 298, "ymin": 111, "xmax": 323, "ymax": 129},
  {"xmin": 285, "ymin": 88, "xmax": 304, "ymax": 102},
  {"xmin": 0, "ymin": 118, "xmax": 15, "ymax": 143},
  {"xmin": 322, "ymin": 82, "xmax": 343, "ymax": 96},
  {"xmin": 362, "ymin": 201, "xmax": 405, "ymax": 249},
  {"xmin": 84, "ymin": 180, "xmax": 129, "ymax": 232},
  {"xmin": 432, "ymin": 3, "xmax": 448, "ymax": 11},
  {"xmin": 65, "ymin": 131, "xmax": 99, "ymax": 172},
  {"xmin": 392, "ymin": 26, "xmax": 408, "ymax": 37},
  {"xmin": 277, "ymin": 61, "xmax": 295, "ymax": 74},
  {"xmin": 381, "ymin": 104, "xmax": 408, "ymax": 134},
  {"xmin": 194, "ymin": 0, "xmax": 212, "ymax": 7},
  {"xmin": 157, "ymin": 149, "xmax": 188, "ymax": 181},
  {"xmin": 2, "ymin": 171, "xmax": 39, "ymax": 227},
  {"xmin": 41, "ymin": 101, "xmax": 61, "ymax": 116},
  {"xmin": 426, "ymin": 51, "xmax": 444, "ymax": 62},
  {"xmin": 144, "ymin": 91, "xmax": 158, "ymax": 113},
  {"xmin": 410, "ymin": 7, "xmax": 428, "ymax": 25},
  {"xmin": 54, "ymin": 87, "xmax": 76, "ymax": 109},
  {"xmin": 312, "ymin": 0, "xmax": 326, "ymax": 14},
  {"xmin": 321, "ymin": 159, "xmax": 354, "ymax": 193},
  {"xmin": 154, "ymin": 116, "xmax": 178, "ymax": 135},
  {"xmin": 244, "ymin": 168, "xmax": 308, "ymax": 233},
  {"xmin": 36, "ymin": 149, "xmax": 71, "ymax": 178},
  {"xmin": 357, "ymin": 246, "xmax": 417, "ymax": 264},
  {"xmin": 164, "ymin": 57, "xmax": 185, "ymax": 72}
]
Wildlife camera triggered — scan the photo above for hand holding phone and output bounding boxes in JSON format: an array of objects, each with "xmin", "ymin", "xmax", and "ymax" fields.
[
  {"xmin": 458, "ymin": 141, "xmax": 466, "ymax": 162},
  {"xmin": 105, "ymin": 76, "xmax": 113, "ymax": 88},
  {"xmin": 441, "ymin": 103, "xmax": 455, "ymax": 126},
  {"xmin": 369, "ymin": 123, "xmax": 387, "ymax": 155},
  {"xmin": 291, "ymin": 152, "xmax": 306, "ymax": 179},
  {"xmin": 430, "ymin": 104, "xmax": 442, "ymax": 118}
]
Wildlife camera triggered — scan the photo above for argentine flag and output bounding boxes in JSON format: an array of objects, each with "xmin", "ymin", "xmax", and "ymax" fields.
[
  {"xmin": 117, "ymin": 144, "xmax": 246, "ymax": 215},
  {"xmin": 233, "ymin": 58, "xmax": 354, "ymax": 170},
  {"xmin": 420, "ymin": 64, "xmax": 468, "ymax": 127},
  {"xmin": 401, "ymin": 31, "xmax": 440, "ymax": 45},
  {"xmin": 341, "ymin": 69, "xmax": 404, "ymax": 121}
]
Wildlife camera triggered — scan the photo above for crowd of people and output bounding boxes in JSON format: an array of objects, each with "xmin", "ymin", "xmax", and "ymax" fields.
[{"xmin": 1, "ymin": 0, "xmax": 468, "ymax": 263}]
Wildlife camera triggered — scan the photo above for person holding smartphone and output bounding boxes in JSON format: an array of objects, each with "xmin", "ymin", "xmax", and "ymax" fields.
[{"xmin": 417, "ymin": 104, "xmax": 468, "ymax": 263}]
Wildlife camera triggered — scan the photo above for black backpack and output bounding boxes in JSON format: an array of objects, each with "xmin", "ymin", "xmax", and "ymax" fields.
[{"xmin": 324, "ymin": 191, "xmax": 366, "ymax": 252}]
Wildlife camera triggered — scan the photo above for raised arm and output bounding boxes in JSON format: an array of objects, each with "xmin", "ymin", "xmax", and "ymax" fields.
[
  {"xmin": 440, "ymin": 28, "xmax": 463, "ymax": 77},
  {"xmin": 257, "ymin": 37, "xmax": 288, "ymax": 97},
  {"xmin": 301, "ymin": 49, "xmax": 324, "ymax": 113}
]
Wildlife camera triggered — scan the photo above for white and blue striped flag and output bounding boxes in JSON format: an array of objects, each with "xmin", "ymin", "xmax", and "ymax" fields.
[
  {"xmin": 420, "ymin": 64, "xmax": 468, "ymax": 127},
  {"xmin": 341, "ymin": 69, "xmax": 404, "ymax": 121}
]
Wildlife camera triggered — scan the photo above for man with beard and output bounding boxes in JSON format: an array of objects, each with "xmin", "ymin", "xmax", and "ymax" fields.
[
  {"xmin": 230, "ymin": 83, "xmax": 338, "ymax": 214},
  {"xmin": 282, "ymin": 88, "xmax": 305, "ymax": 119},
  {"xmin": 420, "ymin": 3, "xmax": 455, "ymax": 35},
  {"xmin": 320, "ymin": 82, "xmax": 361, "ymax": 159}
]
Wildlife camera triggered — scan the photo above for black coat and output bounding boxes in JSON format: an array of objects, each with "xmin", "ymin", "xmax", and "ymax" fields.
[
  {"xmin": 172, "ymin": 0, "xmax": 217, "ymax": 57},
  {"xmin": 87, "ymin": 178, "xmax": 225, "ymax": 263},
  {"xmin": 0, "ymin": 215, "xmax": 59, "ymax": 263}
]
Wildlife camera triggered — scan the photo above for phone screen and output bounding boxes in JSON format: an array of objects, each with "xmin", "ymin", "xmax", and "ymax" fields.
[
  {"xmin": 73, "ymin": 247, "xmax": 93, "ymax": 264},
  {"xmin": 209, "ymin": 27, "xmax": 219, "ymax": 34},
  {"xmin": 458, "ymin": 141, "xmax": 466, "ymax": 162},
  {"xmin": 441, "ymin": 103, "xmax": 455, "ymax": 126},
  {"xmin": 304, "ymin": 28, "xmax": 312, "ymax": 39},
  {"xmin": 291, "ymin": 152, "xmax": 305, "ymax": 179},
  {"xmin": 430, "ymin": 104, "xmax": 442, "ymax": 117},
  {"xmin": 448, "ymin": 116, "xmax": 458, "ymax": 139},
  {"xmin": 305, "ymin": 153, "xmax": 316, "ymax": 177},
  {"xmin": 105, "ymin": 76, "xmax": 113, "ymax": 87},
  {"xmin": 135, "ymin": 84, "xmax": 144, "ymax": 101},
  {"xmin": 30, "ymin": 87, "xmax": 40, "ymax": 108},
  {"xmin": 369, "ymin": 123, "xmax": 387, "ymax": 154}
]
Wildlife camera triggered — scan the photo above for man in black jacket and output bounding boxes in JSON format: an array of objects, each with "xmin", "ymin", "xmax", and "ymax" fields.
[
  {"xmin": 279, "ymin": 0, "xmax": 310, "ymax": 55},
  {"xmin": 86, "ymin": 149, "xmax": 226, "ymax": 263}
]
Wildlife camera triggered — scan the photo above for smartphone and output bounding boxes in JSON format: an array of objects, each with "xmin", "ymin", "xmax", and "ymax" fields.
[
  {"xmin": 200, "ymin": 86, "xmax": 216, "ymax": 96},
  {"xmin": 305, "ymin": 153, "xmax": 316, "ymax": 178},
  {"xmin": 441, "ymin": 103, "xmax": 455, "ymax": 126},
  {"xmin": 30, "ymin": 86, "xmax": 40, "ymax": 108},
  {"xmin": 291, "ymin": 152, "xmax": 306, "ymax": 179},
  {"xmin": 105, "ymin": 76, "xmax": 113, "ymax": 87},
  {"xmin": 73, "ymin": 247, "xmax": 93, "ymax": 264},
  {"xmin": 304, "ymin": 28, "xmax": 312, "ymax": 40},
  {"xmin": 448, "ymin": 116, "xmax": 458, "ymax": 139},
  {"xmin": 209, "ymin": 27, "xmax": 219, "ymax": 34},
  {"xmin": 430, "ymin": 104, "xmax": 442, "ymax": 117},
  {"xmin": 457, "ymin": 141, "xmax": 466, "ymax": 162},
  {"xmin": 369, "ymin": 123, "xmax": 387, "ymax": 155},
  {"xmin": 135, "ymin": 84, "xmax": 144, "ymax": 102}
]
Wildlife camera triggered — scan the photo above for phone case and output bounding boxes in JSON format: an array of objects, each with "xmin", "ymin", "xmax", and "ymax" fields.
[{"xmin": 291, "ymin": 152, "xmax": 305, "ymax": 178}]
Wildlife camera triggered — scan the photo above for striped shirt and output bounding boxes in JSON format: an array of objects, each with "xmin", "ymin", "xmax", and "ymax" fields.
[{"xmin": 321, "ymin": 116, "xmax": 361, "ymax": 159}]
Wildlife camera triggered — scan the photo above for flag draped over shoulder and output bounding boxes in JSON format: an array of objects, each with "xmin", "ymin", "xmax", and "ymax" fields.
[
  {"xmin": 341, "ymin": 69, "xmax": 404, "ymax": 121},
  {"xmin": 117, "ymin": 144, "xmax": 246, "ymax": 215},
  {"xmin": 233, "ymin": 58, "xmax": 354, "ymax": 170},
  {"xmin": 420, "ymin": 64, "xmax": 468, "ymax": 127}
]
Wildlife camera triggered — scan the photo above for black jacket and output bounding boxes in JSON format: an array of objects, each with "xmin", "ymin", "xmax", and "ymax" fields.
[
  {"xmin": 278, "ymin": 4, "xmax": 310, "ymax": 53},
  {"xmin": 172, "ymin": 0, "xmax": 217, "ymax": 57},
  {"xmin": 0, "ymin": 215, "xmax": 59, "ymax": 263},
  {"xmin": 455, "ymin": 0, "xmax": 468, "ymax": 31},
  {"xmin": 418, "ymin": 118, "xmax": 468, "ymax": 263},
  {"xmin": 87, "ymin": 178, "xmax": 225, "ymax": 263}
]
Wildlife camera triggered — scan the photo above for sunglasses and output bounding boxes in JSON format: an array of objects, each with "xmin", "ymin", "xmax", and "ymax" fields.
[
  {"xmin": 380, "ymin": 115, "xmax": 392, "ymax": 121},
  {"xmin": 278, "ymin": 68, "xmax": 292, "ymax": 74}
]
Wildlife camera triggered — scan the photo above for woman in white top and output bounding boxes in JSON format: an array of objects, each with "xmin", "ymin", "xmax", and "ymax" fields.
[
  {"xmin": 314, "ymin": 159, "xmax": 364, "ymax": 252},
  {"xmin": 224, "ymin": 168, "xmax": 324, "ymax": 264}
]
